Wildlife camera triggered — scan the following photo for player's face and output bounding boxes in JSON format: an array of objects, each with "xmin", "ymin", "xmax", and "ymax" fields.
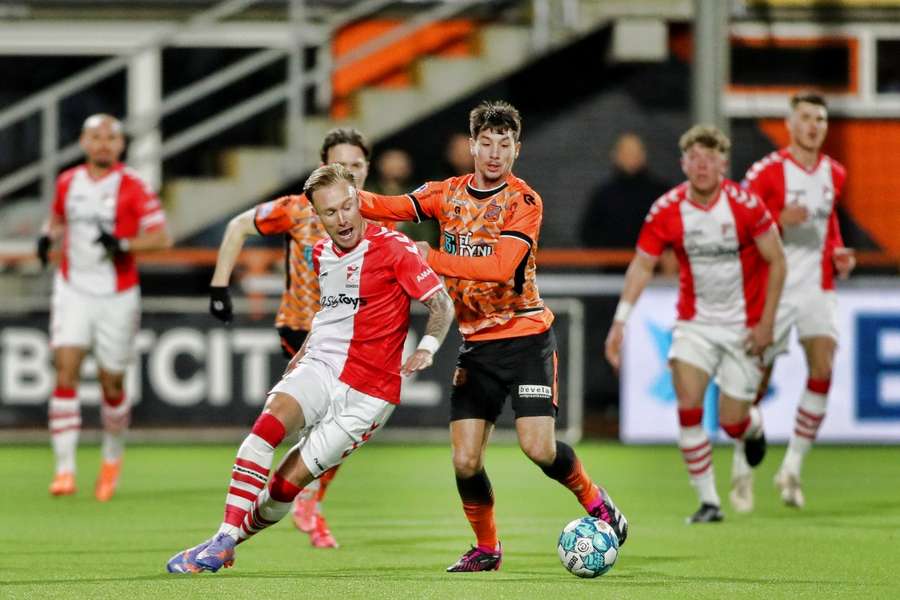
[
  {"xmin": 470, "ymin": 129, "xmax": 520, "ymax": 187},
  {"xmin": 311, "ymin": 181, "xmax": 365, "ymax": 250},
  {"xmin": 788, "ymin": 102, "xmax": 828, "ymax": 153},
  {"xmin": 324, "ymin": 143, "xmax": 369, "ymax": 189},
  {"xmin": 681, "ymin": 143, "xmax": 726, "ymax": 195},
  {"xmin": 80, "ymin": 119, "xmax": 125, "ymax": 170}
]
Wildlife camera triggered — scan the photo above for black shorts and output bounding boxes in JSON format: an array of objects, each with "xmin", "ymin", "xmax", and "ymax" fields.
[
  {"xmin": 278, "ymin": 327, "xmax": 308, "ymax": 360},
  {"xmin": 450, "ymin": 328, "xmax": 559, "ymax": 423}
]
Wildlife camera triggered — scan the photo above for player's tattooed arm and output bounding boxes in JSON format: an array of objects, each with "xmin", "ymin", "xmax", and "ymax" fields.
[
  {"xmin": 422, "ymin": 289, "xmax": 454, "ymax": 346},
  {"xmin": 402, "ymin": 289, "xmax": 454, "ymax": 375}
]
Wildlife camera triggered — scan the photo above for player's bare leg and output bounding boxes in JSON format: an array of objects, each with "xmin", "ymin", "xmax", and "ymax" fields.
[
  {"xmin": 672, "ymin": 360, "xmax": 722, "ymax": 523},
  {"xmin": 776, "ymin": 336, "xmax": 835, "ymax": 508},
  {"xmin": 95, "ymin": 368, "xmax": 128, "ymax": 501},
  {"xmin": 447, "ymin": 418, "xmax": 502, "ymax": 572},
  {"xmin": 49, "ymin": 346, "xmax": 87, "ymax": 496},
  {"xmin": 518, "ymin": 416, "xmax": 628, "ymax": 545},
  {"xmin": 730, "ymin": 368, "xmax": 772, "ymax": 513}
]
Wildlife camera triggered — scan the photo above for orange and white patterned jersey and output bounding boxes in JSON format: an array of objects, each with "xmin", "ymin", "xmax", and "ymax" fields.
[
  {"xmin": 359, "ymin": 173, "xmax": 553, "ymax": 341},
  {"xmin": 254, "ymin": 194, "xmax": 325, "ymax": 332}
]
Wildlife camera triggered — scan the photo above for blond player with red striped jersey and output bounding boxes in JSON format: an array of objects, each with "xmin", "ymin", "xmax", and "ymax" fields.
[
  {"xmin": 605, "ymin": 125, "xmax": 786, "ymax": 524},
  {"xmin": 208, "ymin": 128, "xmax": 387, "ymax": 547},
  {"xmin": 729, "ymin": 93, "xmax": 856, "ymax": 512},
  {"xmin": 37, "ymin": 114, "xmax": 172, "ymax": 502},
  {"xmin": 167, "ymin": 164, "xmax": 454, "ymax": 574}
]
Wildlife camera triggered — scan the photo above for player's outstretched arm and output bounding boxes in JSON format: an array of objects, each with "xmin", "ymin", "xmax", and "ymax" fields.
[
  {"xmin": 605, "ymin": 250, "xmax": 658, "ymax": 370},
  {"xmin": 421, "ymin": 236, "xmax": 529, "ymax": 283},
  {"xmin": 209, "ymin": 208, "xmax": 258, "ymax": 323},
  {"xmin": 746, "ymin": 228, "xmax": 786, "ymax": 356},
  {"xmin": 357, "ymin": 190, "xmax": 424, "ymax": 223},
  {"xmin": 401, "ymin": 289, "xmax": 454, "ymax": 376},
  {"xmin": 125, "ymin": 227, "xmax": 174, "ymax": 252}
]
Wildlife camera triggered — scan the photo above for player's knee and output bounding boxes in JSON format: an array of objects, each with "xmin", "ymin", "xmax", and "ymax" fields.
[
  {"xmin": 452, "ymin": 449, "xmax": 483, "ymax": 477},
  {"xmin": 519, "ymin": 439, "xmax": 555, "ymax": 466}
]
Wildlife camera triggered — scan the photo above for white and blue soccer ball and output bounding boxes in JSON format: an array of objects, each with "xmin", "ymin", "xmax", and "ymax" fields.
[{"xmin": 557, "ymin": 516, "xmax": 619, "ymax": 578}]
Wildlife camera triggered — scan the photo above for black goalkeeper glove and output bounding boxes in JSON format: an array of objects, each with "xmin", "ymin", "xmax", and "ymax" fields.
[
  {"xmin": 94, "ymin": 229, "xmax": 129, "ymax": 257},
  {"xmin": 37, "ymin": 234, "xmax": 51, "ymax": 268},
  {"xmin": 209, "ymin": 286, "xmax": 233, "ymax": 323}
]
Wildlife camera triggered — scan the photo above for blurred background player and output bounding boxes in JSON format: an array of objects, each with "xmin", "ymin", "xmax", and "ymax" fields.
[
  {"xmin": 167, "ymin": 164, "xmax": 454, "ymax": 573},
  {"xmin": 37, "ymin": 113, "xmax": 172, "ymax": 500},
  {"xmin": 208, "ymin": 127, "xmax": 377, "ymax": 548},
  {"xmin": 730, "ymin": 92, "xmax": 856, "ymax": 512},
  {"xmin": 605, "ymin": 125, "xmax": 785, "ymax": 523},
  {"xmin": 358, "ymin": 100, "xmax": 628, "ymax": 571}
]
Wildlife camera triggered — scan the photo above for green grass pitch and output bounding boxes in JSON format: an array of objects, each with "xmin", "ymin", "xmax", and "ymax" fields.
[{"xmin": 1, "ymin": 442, "xmax": 897, "ymax": 599}]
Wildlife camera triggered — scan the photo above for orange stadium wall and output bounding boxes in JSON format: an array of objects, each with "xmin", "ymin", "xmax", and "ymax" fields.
[
  {"xmin": 758, "ymin": 119, "xmax": 900, "ymax": 257},
  {"xmin": 331, "ymin": 19, "xmax": 475, "ymax": 118}
]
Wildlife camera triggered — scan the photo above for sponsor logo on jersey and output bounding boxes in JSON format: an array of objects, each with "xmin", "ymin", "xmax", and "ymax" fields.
[
  {"xmin": 320, "ymin": 293, "xmax": 366, "ymax": 310},
  {"xmin": 518, "ymin": 384, "xmax": 552, "ymax": 398},
  {"xmin": 416, "ymin": 268, "xmax": 435, "ymax": 283},
  {"xmin": 484, "ymin": 201, "xmax": 502, "ymax": 222},
  {"xmin": 346, "ymin": 264, "xmax": 360, "ymax": 287},
  {"xmin": 443, "ymin": 232, "xmax": 492, "ymax": 257}
]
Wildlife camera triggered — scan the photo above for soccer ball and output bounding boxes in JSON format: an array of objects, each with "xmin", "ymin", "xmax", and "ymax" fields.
[{"xmin": 557, "ymin": 516, "xmax": 619, "ymax": 578}]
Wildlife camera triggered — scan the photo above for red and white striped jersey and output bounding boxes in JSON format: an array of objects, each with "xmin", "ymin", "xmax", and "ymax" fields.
[
  {"xmin": 51, "ymin": 163, "xmax": 166, "ymax": 294},
  {"xmin": 742, "ymin": 148, "xmax": 846, "ymax": 293},
  {"xmin": 304, "ymin": 224, "xmax": 444, "ymax": 404},
  {"xmin": 637, "ymin": 180, "xmax": 775, "ymax": 327}
]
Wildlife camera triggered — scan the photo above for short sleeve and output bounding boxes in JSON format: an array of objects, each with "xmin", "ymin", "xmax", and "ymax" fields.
[
  {"xmin": 52, "ymin": 172, "xmax": 73, "ymax": 218},
  {"xmin": 391, "ymin": 236, "xmax": 443, "ymax": 301},
  {"xmin": 123, "ymin": 174, "xmax": 166, "ymax": 232},
  {"xmin": 745, "ymin": 193, "xmax": 775, "ymax": 238},
  {"xmin": 636, "ymin": 206, "xmax": 668, "ymax": 256},
  {"xmin": 255, "ymin": 195, "xmax": 304, "ymax": 236}
]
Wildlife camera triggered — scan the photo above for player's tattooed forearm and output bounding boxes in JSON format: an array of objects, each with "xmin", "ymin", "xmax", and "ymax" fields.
[{"xmin": 422, "ymin": 290, "xmax": 454, "ymax": 345}]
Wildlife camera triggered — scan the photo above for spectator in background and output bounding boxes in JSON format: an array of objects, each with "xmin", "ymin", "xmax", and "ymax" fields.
[
  {"xmin": 372, "ymin": 148, "xmax": 439, "ymax": 245},
  {"xmin": 579, "ymin": 132, "xmax": 670, "ymax": 249},
  {"xmin": 443, "ymin": 132, "xmax": 474, "ymax": 178}
]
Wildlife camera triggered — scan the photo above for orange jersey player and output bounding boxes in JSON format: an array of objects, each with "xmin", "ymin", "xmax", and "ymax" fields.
[{"xmin": 359, "ymin": 100, "xmax": 628, "ymax": 572}]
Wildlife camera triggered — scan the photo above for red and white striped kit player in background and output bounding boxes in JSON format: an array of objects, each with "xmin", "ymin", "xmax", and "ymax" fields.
[
  {"xmin": 167, "ymin": 164, "xmax": 455, "ymax": 574},
  {"xmin": 605, "ymin": 125, "xmax": 786, "ymax": 524},
  {"xmin": 36, "ymin": 114, "xmax": 173, "ymax": 501},
  {"xmin": 730, "ymin": 92, "xmax": 857, "ymax": 512}
]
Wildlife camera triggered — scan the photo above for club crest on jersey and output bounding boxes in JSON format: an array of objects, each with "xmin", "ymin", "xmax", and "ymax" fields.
[
  {"xmin": 346, "ymin": 264, "xmax": 360, "ymax": 288},
  {"xmin": 443, "ymin": 232, "xmax": 492, "ymax": 257},
  {"xmin": 484, "ymin": 201, "xmax": 502, "ymax": 222}
]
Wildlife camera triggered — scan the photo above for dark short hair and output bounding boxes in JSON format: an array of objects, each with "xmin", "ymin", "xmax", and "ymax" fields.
[
  {"xmin": 320, "ymin": 128, "xmax": 370, "ymax": 163},
  {"xmin": 679, "ymin": 124, "xmax": 731, "ymax": 155},
  {"xmin": 303, "ymin": 163, "xmax": 357, "ymax": 206},
  {"xmin": 790, "ymin": 91, "xmax": 828, "ymax": 111},
  {"xmin": 469, "ymin": 100, "xmax": 522, "ymax": 141}
]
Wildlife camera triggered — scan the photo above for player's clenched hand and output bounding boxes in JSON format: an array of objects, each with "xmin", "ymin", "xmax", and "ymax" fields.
[
  {"xmin": 415, "ymin": 241, "xmax": 431, "ymax": 259},
  {"xmin": 779, "ymin": 203, "xmax": 809, "ymax": 227},
  {"xmin": 94, "ymin": 229, "xmax": 128, "ymax": 256},
  {"xmin": 401, "ymin": 349, "xmax": 433, "ymax": 375},
  {"xmin": 36, "ymin": 234, "xmax": 51, "ymax": 268},
  {"xmin": 833, "ymin": 247, "xmax": 856, "ymax": 280},
  {"xmin": 605, "ymin": 322, "xmax": 625, "ymax": 371},
  {"xmin": 744, "ymin": 322, "xmax": 774, "ymax": 357},
  {"xmin": 209, "ymin": 286, "xmax": 233, "ymax": 323}
]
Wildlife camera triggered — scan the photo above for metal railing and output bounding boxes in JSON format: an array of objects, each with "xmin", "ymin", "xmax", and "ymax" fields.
[{"xmin": 0, "ymin": 0, "xmax": 599, "ymax": 211}]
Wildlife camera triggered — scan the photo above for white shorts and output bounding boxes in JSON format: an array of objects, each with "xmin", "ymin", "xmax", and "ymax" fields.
[
  {"xmin": 765, "ymin": 289, "xmax": 838, "ymax": 365},
  {"xmin": 49, "ymin": 273, "xmax": 140, "ymax": 373},
  {"xmin": 668, "ymin": 320, "xmax": 764, "ymax": 402},
  {"xmin": 269, "ymin": 358, "xmax": 395, "ymax": 478}
]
